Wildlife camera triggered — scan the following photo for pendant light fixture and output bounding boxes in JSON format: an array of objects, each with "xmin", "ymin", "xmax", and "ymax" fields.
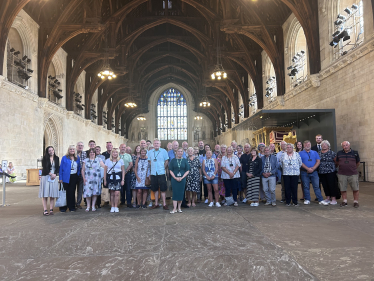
[
  {"xmin": 137, "ymin": 92, "xmax": 146, "ymax": 120},
  {"xmin": 199, "ymin": 86, "xmax": 210, "ymax": 107},
  {"xmin": 97, "ymin": 29, "xmax": 116, "ymax": 80},
  {"xmin": 125, "ymin": 75, "xmax": 137, "ymax": 108},
  {"xmin": 211, "ymin": 30, "xmax": 227, "ymax": 80}
]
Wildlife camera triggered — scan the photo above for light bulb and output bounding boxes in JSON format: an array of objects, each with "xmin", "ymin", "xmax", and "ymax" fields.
[
  {"xmin": 211, "ymin": 73, "xmax": 215, "ymax": 79},
  {"xmin": 223, "ymin": 72, "xmax": 227, "ymax": 78}
]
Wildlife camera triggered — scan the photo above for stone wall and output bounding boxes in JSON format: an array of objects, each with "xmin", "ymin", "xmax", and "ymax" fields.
[{"xmin": 0, "ymin": 76, "xmax": 126, "ymax": 179}]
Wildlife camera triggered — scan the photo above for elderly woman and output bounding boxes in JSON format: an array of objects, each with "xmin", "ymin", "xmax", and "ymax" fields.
[
  {"xmin": 218, "ymin": 144, "xmax": 227, "ymax": 202},
  {"xmin": 246, "ymin": 148, "xmax": 262, "ymax": 207},
  {"xmin": 203, "ymin": 150, "xmax": 221, "ymax": 207},
  {"xmin": 279, "ymin": 143, "xmax": 302, "ymax": 206},
  {"xmin": 134, "ymin": 148, "xmax": 151, "ymax": 208},
  {"xmin": 82, "ymin": 148, "xmax": 105, "ymax": 212},
  {"xmin": 39, "ymin": 146, "xmax": 60, "ymax": 216},
  {"xmin": 103, "ymin": 148, "xmax": 125, "ymax": 213},
  {"xmin": 59, "ymin": 145, "xmax": 81, "ymax": 212},
  {"xmin": 169, "ymin": 148, "xmax": 190, "ymax": 213},
  {"xmin": 318, "ymin": 140, "xmax": 338, "ymax": 205},
  {"xmin": 186, "ymin": 147, "xmax": 201, "ymax": 207},
  {"xmin": 221, "ymin": 146, "xmax": 241, "ymax": 206}
]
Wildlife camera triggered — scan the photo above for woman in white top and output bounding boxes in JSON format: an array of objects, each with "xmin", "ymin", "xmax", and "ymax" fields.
[
  {"xmin": 220, "ymin": 146, "xmax": 241, "ymax": 206},
  {"xmin": 103, "ymin": 148, "xmax": 125, "ymax": 213}
]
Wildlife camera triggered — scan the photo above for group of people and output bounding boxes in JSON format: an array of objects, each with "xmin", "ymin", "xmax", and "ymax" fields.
[
  {"xmin": 38, "ymin": 134, "xmax": 361, "ymax": 216},
  {"xmin": 0, "ymin": 162, "xmax": 16, "ymax": 183}
]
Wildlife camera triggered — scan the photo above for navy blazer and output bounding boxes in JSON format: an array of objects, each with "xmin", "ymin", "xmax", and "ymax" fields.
[
  {"xmin": 261, "ymin": 155, "xmax": 278, "ymax": 177},
  {"xmin": 59, "ymin": 155, "xmax": 81, "ymax": 183}
]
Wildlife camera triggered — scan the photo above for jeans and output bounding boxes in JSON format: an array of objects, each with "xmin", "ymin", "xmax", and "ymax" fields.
[
  {"xmin": 121, "ymin": 172, "xmax": 132, "ymax": 204},
  {"xmin": 262, "ymin": 176, "xmax": 277, "ymax": 203},
  {"xmin": 76, "ymin": 175, "xmax": 83, "ymax": 206},
  {"xmin": 283, "ymin": 175, "xmax": 298, "ymax": 205},
  {"xmin": 301, "ymin": 171, "xmax": 323, "ymax": 201},
  {"xmin": 223, "ymin": 178, "xmax": 238, "ymax": 202}
]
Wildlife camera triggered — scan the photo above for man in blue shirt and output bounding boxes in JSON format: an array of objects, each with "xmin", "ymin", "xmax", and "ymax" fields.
[
  {"xmin": 299, "ymin": 140, "xmax": 328, "ymax": 205},
  {"xmin": 168, "ymin": 141, "xmax": 187, "ymax": 160},
  {"xmin": 147, "ymin": 139, "xmax": 169, "ymax": 210}
]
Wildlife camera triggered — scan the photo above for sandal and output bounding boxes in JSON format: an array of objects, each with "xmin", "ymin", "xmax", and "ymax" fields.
[
  {"xmin": 191, "ymin": 203, "xmax": 196, "ymax": 207},
  {"xmin": 85, "ymin": 208, "xmax": 90, "ymax": 212},
  {"xmin": 187, "ymin": 203, "xmax": 191, "ymax": 207},
  {"xmin": 177, "ymin": 209, "xmax": 182, "ymax": 213},
  {"xmin": 49, "ymin": 209, "xmax": 54, "ymax": 215},
  {"xmin": 234, "ymin": 202, "xmax": 238, "ymax": 207},
  {"xmin": 92, "ymin": 207, "xmax": 96, "ymax": 212},
  {"xmin": 43, "ymin": 210, "xmax": 49, "ymax": 216},
  {"xmin": 170, "ymin": 210, "xmax": 176, "ymax": 214}
]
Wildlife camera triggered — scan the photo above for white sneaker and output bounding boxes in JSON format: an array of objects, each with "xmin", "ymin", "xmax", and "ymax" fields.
[
  {"xmin": 323, "ymin": 199, "xmax": 331, "ymax": 204},
  {"xmin": 159, "ymin": 203, "xmax": 162, "ymax": 207},
  {"xmin": 319, "ymin": 200, "xmax": 329, "ymax": 206},
  {"xmin": 208, "ymin": 202, "xmax": 214, "ymax": 207},
  {"xmin": 242, "ymin": 198, "xmax": 247, "ymax": 203},
  {"xmin": 114, "ymin": 207, "xmax": 119, "ymax": 213},
  {"xmin": 215, "ymin": 202, "xmax": 221, "ymax": 207},
  {"xmin": 250, "ymin": 202, "xmax": 255, "ymax": 206},
  {"xmin": 148, "ymin": 202, "xmax": 153, "ymax": 207},
  {"xmin": 204, "ymin": 199, "xmax": 209, "ymax": 204},
  {"xmin": 272, "ymin": 202, "xmax": 277, "ymax": 206},
  {"xmin": 253, "ymin": 203, "xmax": 259, "ymax": 207},
  {"xmin": 304, "ymin": 200, "xmax": 310, "ymax": 205},
  {"xmin": 265, "ymin": 202, "xmax": 272, "ymax": 206},
  {"xmin": 110, "ymin": 207, "xmax": 115, "ymax": 213}
]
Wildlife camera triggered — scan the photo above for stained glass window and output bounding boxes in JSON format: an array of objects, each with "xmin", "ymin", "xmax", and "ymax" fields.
[{"xmin": 157, "ymin": 88, "xmax": 187, "ymax": 140}]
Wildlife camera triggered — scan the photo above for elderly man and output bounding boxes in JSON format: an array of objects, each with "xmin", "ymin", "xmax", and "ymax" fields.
[
  {"xmin": 299, "ymin": 140, "xmax": 328, "ymax": 205},
  {"xmin": 269, "ymin": 143, "xmax": 277, "ymax": 156},
  {"xmin": 119, "ymin": 144, "xmax": 133, "ymax": 207},
  {"xmin": 276, "ymin": 141, "xmax": 287, "ymax": 202},
  {"xmin": 335, "ymin": 141, "xmax": 360, "ymax": 208},
  {"xmin": 147, "ymin": 139, "xmax": 169, "ymax": 210},
  {"xmin": 231, "ymin": 140, "xmax": 238, "ymax": 155},
  {"xmin": 213, "ymin": 144, "xmax": 221, "ymax": 158},
  {"xmin": 261, "ymin": 146, "xmax": 278, "ymax": 206},
  {"xmin": 168, "ymin": 141, "xmax": 186, "ymax": 160},
  {"xmin": 102, "ymin": 141, "xmax": 113, "ymax": 160},
  {"xmin": 182, "ymin": 141, "xmax": 189, "ymax": 154}
]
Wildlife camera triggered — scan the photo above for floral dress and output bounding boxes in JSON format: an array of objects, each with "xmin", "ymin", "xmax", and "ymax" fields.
[
  {"xmin": 130, "ymin": 155, "xmax": 138, "ymax": 190},
  {"xmin": 186, "ymin": 156, "xmax": 201, "ymax": 192},
  {"xmin": 83, "ymin": 157, "xmax": 103, "ymax": 197},
  {"xmin": 135, "ymin": 157, "xmax": 150, "ymax": 189},
  {"xmin": 217, "ymin": 156, "xmax": 225, "ymax": 196}
]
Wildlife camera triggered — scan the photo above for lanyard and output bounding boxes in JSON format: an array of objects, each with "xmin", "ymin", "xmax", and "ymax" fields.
[
  {"xmin": 154, "ymin": 150, "xmax": 161, "ymax": 161},
  {"xmin": 176, "ymin": 158, "xmax": 182, "ymax": 171},
  {"xmin": 71, "ymin": 159, "xmax": 75, "ymax": 170},
  {"xmin": 88, "ymin": 159, "xmax": 94, "ymax": 169}
]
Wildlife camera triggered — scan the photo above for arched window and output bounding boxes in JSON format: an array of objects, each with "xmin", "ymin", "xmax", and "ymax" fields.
[{"xmin": 157, "ymin": 88, "xmax": 187, "ymax": 140}]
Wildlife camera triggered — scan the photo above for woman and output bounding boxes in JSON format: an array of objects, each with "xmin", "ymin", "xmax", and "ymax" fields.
[
  {"xmin": 237, "ymin": 145, "xmax": 243, "ymax": 158},
  {"xmin": 82, "ymin": 148, "xmax": 105, "ymax": 212},
  {"xmin": 169, "ymin": 148, "xmax": 190, "ymax": 213},
  {"xmin": 59, "ymin": 145, "xmax": 81, "ymax": 212},
  {"xmin": 245, "ymin": 148, "xmax": 262, "ymax": 207},
  {"xmin": 7, "ymin": 162, "xmax": 16, "ymax": 183},
  {"xmin": 193, "ymin": 147, "xmax": 199, "ymax": 157},
  {"xmin": 218, "ymin": 144, "xmax": 227, "ymax": 202},
  {"xmin": 236, "ymin": 145, "xmax": 244, "ymax": 200},
  {"xmin": 134, "ymin": 148, "xmax": 150, "ymax": 208},
  {"xmin": 295, "ymin": 141, "xmax": 305, "ymax": 200},
  {"xmin": 203, "ymin": 150, "xmax": 221, "ymax": 207},
  {"xmin": 279, "ymin": 143, "xmax": 302, "ymax": 206},
  {"xmin": 186, "ymin": 147, "xmax": 201, "ymax": 207},
  {"xmin": 221, "ymin": 146, "xmax": 241, "ymax": 206},
  {"xmin": 39, "ymin": 146, "xmax": 60, "ymax": 216},
  {"xmin": 318, "ymin": 140, "xmax": 338, "ymax": 205},
  {"xmin": 104, "ymin": 148, "xmax": 125, "ymax": 213},
  {"xmin": 131, "ymin": 145, "xmax": 141, "ymax": 207}
]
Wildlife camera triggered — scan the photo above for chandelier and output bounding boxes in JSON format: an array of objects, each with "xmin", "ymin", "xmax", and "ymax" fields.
[
  {"xmin": 97, "ymin": 29, "xmax": 116, "ymax": 80},
  {"xmin": 194, "ymin": 115, "xmax": 203, "ymax": 120},
  {"xmin": 137, "ymin": 116, "xmax": 146, "ymax": 121},
  {"xmin": 211, "ymin": 32, "xmax": 227, "ymax": 80},
  {"xmin": 199, "ymin": 87, "xmax": 210, "ymax": 107},
  {"xmin": 124, "ymin": 75, "xmax": 137, "ymax": 107}
]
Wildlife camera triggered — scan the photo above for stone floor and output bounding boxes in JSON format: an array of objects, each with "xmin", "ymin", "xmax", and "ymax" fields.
[{"xmin": 0, "ymin": 181, "xmax": 374, "ymax": 281}]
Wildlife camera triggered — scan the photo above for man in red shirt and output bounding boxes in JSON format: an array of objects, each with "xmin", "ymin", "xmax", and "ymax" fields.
[{"xmin": 335, "ymin": 141, "xmax": 360, "ymax": 208}]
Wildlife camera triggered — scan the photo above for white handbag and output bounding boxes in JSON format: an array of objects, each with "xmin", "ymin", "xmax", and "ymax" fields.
[{"xmin": 55, "ymin": 184, "xmax": 67, "ymax": 207}]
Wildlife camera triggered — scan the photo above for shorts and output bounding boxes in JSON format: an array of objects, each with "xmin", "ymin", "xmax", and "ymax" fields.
[
  {"xmin": 337, "ymin": 174, "xmax": 359, "ymax": 191},
  {"xmin": 203, "ymin": 177, "xmax": 218, "ymax": 185},
  {"xmin": 150, "ymin": 175, "xmax": 167, "ymax": 192}
]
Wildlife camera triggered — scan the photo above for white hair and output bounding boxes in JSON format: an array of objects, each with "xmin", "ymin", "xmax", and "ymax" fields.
[
  {"xmin": 341, "ymin": 141, "xmax": 350, "ymax": 146},
  {"xmin": 321, "ymin": 140, "xmax": 331, "ymax": 148},
  {"xmin": 286, "ymin": 143, "xmax": 294, "ymax": 149},
  {"xmin": 77, "ymin": 141, "xmax": 84, "ymax": 146}
]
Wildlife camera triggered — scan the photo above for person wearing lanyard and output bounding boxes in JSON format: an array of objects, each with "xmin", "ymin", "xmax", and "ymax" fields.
[
  {"xmin": 119, "ymin": 143, "xmax": 134, "ymax": 208},
  {"xmin": 202, "ymin": 150, "xmax": 220, "ymax": 207},
  {"xmin": 168, "ymin": 141, "xmax": 186, "ymax": 160},
  {"xmin": 299, "ymin": 140, "xmax": 328, "ymax": 205},
  {"xmin": 221, "ymin": 146, "xmax": 241, "ymax": 206},
  {"xmin": 169, "ymin": 148, "xmax": 190, "ymax": 213},
  {"xmin": 147, "ymin": 139, "xmax": 169, "ymax": 210},
  {"xmin": 82, "ymin": 148, "xmax": 105, "ymax": 211},
  {"xmin": 279, "ymin": 143, "xmax": 302, "ymax": 206},
  {"xmin": 59, "ymin": 145, "xmax": 81, "ymax": 212},
  {"xmin": 134, "ymin": 148, "xmax": 151, "ymax": 208}
]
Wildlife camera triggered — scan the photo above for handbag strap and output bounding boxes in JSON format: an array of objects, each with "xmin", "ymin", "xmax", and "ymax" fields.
[{"xmin": 107, "ymin": 160, "xmax": 119, "ymax": 174}]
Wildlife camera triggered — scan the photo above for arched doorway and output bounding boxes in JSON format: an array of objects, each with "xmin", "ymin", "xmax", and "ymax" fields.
[{"xmin": 43, "ymin": 116, "xmax": 61, "ymax": 157}]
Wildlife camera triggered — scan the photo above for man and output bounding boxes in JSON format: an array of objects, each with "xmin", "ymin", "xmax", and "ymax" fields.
[
  {"xmin": 261, "ymin": 146, "xmax": 278, "ymax": 206},
  {"xmin": 335, "ymin": 141, "xmax": 360, "ymax": 208},
  {"xmin": 231, "ymin": 140, "xmax": 238, "ymax": 155},
  {"xmin": 146, "ymin": 140, "xmax": 152, "ymax": 150},
  {"xmin": 102, "ymin": 141, "xmax": 113, "ymax": 159},
  {"xmin": 76, "ymin": 141, "xmax": 87, "ymax": 209},
  {"xmin": 140, "ymin": 139, "xmax": 147, "ymax": 150},
  {"xmin": 147, "ymin": 139, "xmax": 169, "ymax": 210},
  {"xmin": 276, "ymin": 141, "xmax": 287, "ymax": 202},
  {"xmin": 239, "ymin": 143, "xmax": 251, "ymax": 203},
  {"xmin": 182, "ymin": 141, "xmax": 189, "ymax": 154},
  {"xmin": 213, "ymin": 144, "xmax": 221, "ymax": 158},
  {"xmin": 95, "ymin": 146, "xmax": 105, "ymax": 208},
  {"xmin": 119, "ymin": 144, "xmax": 133, "ymax": 207},
  {"xmin": 125, "ymin": 146, "xmax": 132, "ymax": 154},
  {"xmin": 198, "ymin": 141, "xmax": 205, "ymax": 156},
  {"xmin": 269, "ymin": 143, "xmax": 277, "ymax": 156},
  {"xmin": 311, "ymin": 134, "xmax": 323, "ymax": 152},
  {"xmin": 299, "ymin": 140, "xmax": 328, "ymax": 205},
  {"xmin": 168, "ymin": 141, "xmax": 186, "ymax": 160},
  {"xmin": 85, "ymin": 140, "xmax": 96, "ymax": 155}
]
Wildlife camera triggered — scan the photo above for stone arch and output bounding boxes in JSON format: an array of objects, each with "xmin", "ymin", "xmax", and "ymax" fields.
[{"xmin": 43, "ymin": 114, "xmax": 63, "ymax": 157}]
